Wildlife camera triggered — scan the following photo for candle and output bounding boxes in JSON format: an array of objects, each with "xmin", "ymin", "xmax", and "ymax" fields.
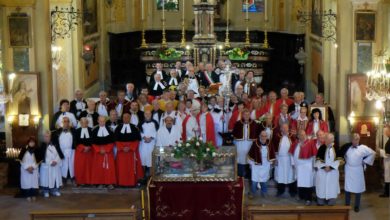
[
  {"xmin": 265, "ymin": 0, "xmax": 268, "ymax": 21},
  {"xmin": 141, "ymin": 0, "xmax": 144, "ymax": 20},
  {"xmin": 162, "ymin": 0, "xmax": 165, "ymax": 20},
  {"xmin": 182, "ymin": 0, "xmax": 185, "ymax": 21},
  {"xmin": 246, "ymin": 0, "xmax": 249, "ymax": 20},
  {"xmin": 227, "ymin": 0, "xmax": 229, "ymax": 30}
]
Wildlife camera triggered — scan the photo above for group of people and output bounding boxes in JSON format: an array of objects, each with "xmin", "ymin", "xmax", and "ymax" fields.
[{"xmin": 17, "ymin": 60, "xmax": 381, "ymax": 213}]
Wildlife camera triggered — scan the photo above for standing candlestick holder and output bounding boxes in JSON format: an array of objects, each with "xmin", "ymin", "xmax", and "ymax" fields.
[
  {"xmin": 244, "ymin": 18, "xmax": 250, "ymax": 47},
  {"xmin": 180, "ymin": 19, "xmax": 186, "ymax": 48},
  {"xmin": 140, "ymin": 19, "xmax": 148, "ymax": 48},
  {"xmin": 161, "ymin": 18, "xmax": 167, "ymax": 48}
]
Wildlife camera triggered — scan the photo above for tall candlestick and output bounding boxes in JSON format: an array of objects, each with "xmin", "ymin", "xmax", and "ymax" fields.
[
  {"xmin": 141, "ymin": 0, "xmax": 144, "ymax": 20},
  {"xmin": 225, "ymin": 0, "xmax": 230, "ymax": 47},
  {"xmin": 246, "ymin": 0, "xmax": 249, "ymax": 20},
  {"xmin": 182, "ymin": 0, "xmax": 185, "ymax": 20},
  {"xmin": 162, "ymin": 0, "xmax": 165, "ymax": 20},
  {"xmin": 264, "ymin": 0, "xmax": 268, "ymax": 21}
]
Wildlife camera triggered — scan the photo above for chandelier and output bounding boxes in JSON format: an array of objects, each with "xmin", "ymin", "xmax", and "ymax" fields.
[
  {"xmin": 366, "ymin": 52, "xmax": 390, "ymax": 102},
  {"xmin": 297, "ymin": 9, "xmax": 337, "ymax": 43}
]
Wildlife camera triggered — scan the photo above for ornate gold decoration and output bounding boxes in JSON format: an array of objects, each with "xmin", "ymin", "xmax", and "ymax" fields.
[
  {"xmin": 161, "ymin": 18, "xmax": 167, "ymax": 48},
  {"xmin": 244, "ymin": 18, "xmax": 250, "ymax": 47},
  {"xmin": 180, "ymin": 19, "xmax": 186, "ymax": 48},
  {"xmin": 155, "ymin": 186, "xmax": 191, "ymax": 217},
  {"xmin": 140, "ymin": 19, "xmax": 148, "ymax": 48}
]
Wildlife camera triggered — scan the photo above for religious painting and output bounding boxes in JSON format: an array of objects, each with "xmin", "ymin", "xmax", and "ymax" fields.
[
  {"xmin": 8, "ymin": 16, "xmax": 31, "ymax": 47},
  {"xmin": 82, "ymin": 0, "xmax": 98, "ymax": 36},
  {"xmin": 355, "ymin": 11, "xmax": 376, "ymax": 42},
  {"xmin": 351, "ymin": 117, "xmax": 376, "ymax": 150},
  {"xmin": 242, "ymin": 0, "xmax": 264, "ymax": 12},
  {"xmin": 311, "ymin": 0, "xmax": 322, "ymax": 37},
  {"xmin": 5, "ymin": 72, "xmax": 40, "ymax": 116},
  {"xmin": 309, "ymin": 105, "xmax": 327, "ymax": 121},
  {"xmin": 156, "ymin": 0, "xmax": 179, "ymax": 11},
  {"xmin": 311, "ymin": 44, "xmax": 322, "ymax": 85},
  {"xmin": 357, "ymin": 42, "xmax": 372, "ymax": 73},
  {"xmin": 347, "ymin": 74, "xmax": 375, "ymax": 117},
  {"xmin": 84, "ymin": 47, "xmax": 99, "ymax": 89}
]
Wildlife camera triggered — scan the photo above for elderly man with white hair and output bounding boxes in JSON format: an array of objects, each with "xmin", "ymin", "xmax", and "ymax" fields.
[
  {"xmin": 339, "ymin": 133, "xmax": 376, "ymax": 212},
  {"xmin": 156, "ymin": 116, "xmax": 182, "ymax": 147},
  {"xmin": 125, "ymin": 83, "xmax": 137, "ymax": 102},
  {"xmin": 182, "ymin": 105, "xmax": 200, "ymax": 141},
  {"xmin": 315, "ymin": 133, "xmax": 341, "ymax": 206},
  {"xmin": 95, "ymin": 90, "xmax": 111, "ymax": 117},
  {"xmin": 70, "ymin": 89, "xmax": 87, "ymax": 120}
]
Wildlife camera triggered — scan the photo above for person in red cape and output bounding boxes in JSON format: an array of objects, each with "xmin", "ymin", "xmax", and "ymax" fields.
[
  {"xmin": 273, "ymin": 104, "xmax": 292, "ymax": 129},
  {"xmin": 182, "ymin": 106, "xmax": 199, "ymax": 141},
  {"xmin": 232, "ymin": 109, "xmax": 259, "ymax": 178},
  {"xmin": 275, "ymin": 88, "xmax": 294, "ymax": 115},
  {"xmin": 91, "ymin": 116, "xmax": 116, "ymax": 189},
  {"xmin": 74, "ymin": 118, "xmax": 93, "ymax": 185},
  {"xmin": 258, "ymin": 91, "xmax": 278, "ymax": 117},
  {"xmin": 197, "ymin": 103, "xmax": 216, "ymax": 146},
  {"xmin": 114, "ymin": 113, "xmax": 144, "ymax": 187},
  {"xmin": 305, "ymin": 108, "xmax": 329, "ymax": 138},
  {"xmin": 289, "ymin": 130, "xmax": 318, "ymax": 205},
  {"xmin": 228, "ymin": 101, "xmax": 245, "ymax": 131}
]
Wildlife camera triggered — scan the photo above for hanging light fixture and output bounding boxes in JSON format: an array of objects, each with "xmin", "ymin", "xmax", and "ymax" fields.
[
  {"xmin": 366, "ymin": 51, "xmax": 390, "ymax": 102},
  {"xmin": 51, "ymin": 0, "xmax": 81, "ymax": 42}
]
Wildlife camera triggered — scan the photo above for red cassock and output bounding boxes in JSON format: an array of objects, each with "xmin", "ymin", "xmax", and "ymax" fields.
[
  {"xmin": 182, "ymin": 114, "xmax": 191, "ymax": 141},
  {"xmin": 116, "ymin": 141, "xmax": 144, "ymax": 186},
  {"xmin": 91, "ymin": 143, "xmax": 117, "ymax": 185},
  {"xmin": 74, "ymin": 144, "xmax": 93, "ymax": 184},
  {"xmin": 305, "ymin": 120, "xmax": 329, "ymax": 136},
  {"xmin": 274, "ymin": 98, "xmax": 294, "ymax": 116},
  {"xmin": 197, "ymin": 112, "xmax": 217, "ymax": 146},
  {"xmin": 228, "ymin": 110, "xmax": 242, "ymax": 131},
  {"xmin": 288, "ymin": 139, "xmax": 318, "ymax": 159},
  {"xmin": 258, "ymin": 101, "xmax": 277, "ymax": 117}
]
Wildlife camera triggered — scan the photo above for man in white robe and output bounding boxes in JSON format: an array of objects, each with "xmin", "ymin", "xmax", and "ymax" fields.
[
  {"xmin": 156, "ymin": 116, "xmax": 182, "ymax": 147},
  {"xmin": 211, "ymin": 96, "xmax": 228, "ymax": 146},
  {"xmin": 182, "ymin": 107, "xmax": 199, "ymax": 141},
  {"xmin": 39, "ymin": 131, "xmax": 63, "ymax": 197},
  {"xmin": 273, "ymin": 123, "xmax": 296, "ymax": 197},
  {"xmin": 315, "ymin": 133, "xmax": 340, "ymax": 205},
  {"xmin": 290, "ymin": 130, "xmax": 317, "ymax": 205},
  {"xmin": 160, "ymin": 102, "xmax": 182, "ymax": 131},
  {"xmin": 340, "ymin": 133, "xmax": 376, "ymax": 212},
  {"xmin": 53, "ymin": 117, "xmax": 76, "ymax": 185},
  {"xmin": 139, "ymin": 110, "xmax": 159, "ymax": 177}
]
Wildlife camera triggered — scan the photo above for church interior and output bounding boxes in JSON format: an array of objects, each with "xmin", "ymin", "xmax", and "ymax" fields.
[{"xmin": 0, "ymin": 0, "xmax": 389, "ymax": 219}]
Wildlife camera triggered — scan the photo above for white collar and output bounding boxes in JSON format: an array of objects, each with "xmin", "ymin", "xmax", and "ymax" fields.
[
  {"xmin": 121, "ymin": 124, "xmax": 132, "ymax": 134},
  {"xmin": 153, "ymin": 81, "xmax": 165, "ymax": 90},
  {"xmin": 97, "ymin": 126, "xmax": 109, "ymax": 137},
  {"xmin": 81, "ymin": 127, "xmax": 90, "ymax": 138}
]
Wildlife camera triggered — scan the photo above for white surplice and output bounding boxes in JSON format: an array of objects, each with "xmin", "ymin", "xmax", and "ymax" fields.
[
  {"xmin": 315, "ymin": 145, "xmax": 340, "ymax": 199},
  {"xmin": 248, "ymin": 144, "xmax": 271, "ymax": 182},
  {"xmin": 39, "ymin": 144, "xmax": 63, "ymax": 188},
  {"xmin": 344, "ymin": 144, "xmax": 376, "ymax": 193},
  {"xmin": 20, "ymin": 150, "xmax": 39, "ymax": 189},
  {"xmin": 59, "ymin": 132, "xmax": 75, "ymax": 178},
  {"xmin": 139, "ymin": 122, "xmax": 157, "ymax": 167},
  {"xmin": 185, "ymin": 116, "xmax": 199, "ymax": 140},
  {"xmin": 233, "ymin": 123, "xmax": 253, "ymax": 165},
  {"xmin": 274, "ymin": 136, "xmax": 295, "ymax": 184},
  {"xmin": 156, "ymin": 125, "xmax": 182, "ymax": 147},
  {"xmin": 292, "ymin": 142, "xmax": 315, "ymax": 187},
  {"xmin": 211, "ymin": 109, "xmax": 228, "ymax": 146}
]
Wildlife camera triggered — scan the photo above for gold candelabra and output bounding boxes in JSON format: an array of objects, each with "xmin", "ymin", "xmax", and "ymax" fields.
[
  {"xmin": 224, "ymin": 29, "xmax": 231, "ymax": 48},
  {"xmin": 180, "ymin": 19, "xmax": 186, "ymax": 48},
  {"xmin": 140, "ymin": 19, "xmax": 148, "ymax": 48},
  {"xmin": 244, "ymin": 18, "xmax": 250, "ymax": 47},
  {"xmin": 161, "ymin": 18, "xmax": 167, "ymax": 48}
]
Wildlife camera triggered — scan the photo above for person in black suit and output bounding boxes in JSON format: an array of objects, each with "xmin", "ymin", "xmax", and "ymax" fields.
[
  {"xmin": 149, "ymin": 74, "xmax": 167, "ymax": 97},
  {"xmin": 149, "ymin": 63, "xmax": 167, "ymax": 85},
  {"xmin": 167, "ymin": 69, "xmax": 181, "ymax": 87},
  {"xmin": 129, "ymin": 101, "xmax": 145, "ymax": 127},
  {"xmin": 174, "ymin": 61, "xmax": 185, "ymax": 80},
  {"xmin": 199, "ymin": 63, "xmax": 220, "ymax": 87},
  {"xmin": 70, "ymin": 89, "xmax": 87, "ymax": 120}
]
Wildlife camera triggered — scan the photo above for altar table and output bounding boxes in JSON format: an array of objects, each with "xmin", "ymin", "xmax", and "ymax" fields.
[{"xmin": 147, "ymin": 178, "xmax": 244, "ymax": 220}]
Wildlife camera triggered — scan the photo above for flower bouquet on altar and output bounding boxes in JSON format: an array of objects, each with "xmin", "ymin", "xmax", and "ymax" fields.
[
  {"xmin": 157, "ymin": 47, "xmax": 184, "ymax": 60},
  {"xmin": 172, "ymin": 137, "xmax": 217, "ymax": 172},
  {"xmin": 225, "ymin": 47, "xmax": 249, "ymax": 61}
]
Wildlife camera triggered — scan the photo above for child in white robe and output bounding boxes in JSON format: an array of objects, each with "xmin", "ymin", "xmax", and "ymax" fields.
[{"xmin": 18, "ymin": 137, "xmax": 41, "ymax": 202}]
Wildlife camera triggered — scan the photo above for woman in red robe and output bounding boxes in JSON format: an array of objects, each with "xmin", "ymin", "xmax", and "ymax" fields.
[{"xmin": 306, "ymin": 108, "xmax": 329, "ymax": 138}]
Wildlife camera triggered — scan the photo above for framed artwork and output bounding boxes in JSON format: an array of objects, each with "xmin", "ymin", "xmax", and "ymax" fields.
[
  {"xmin": 355, "ymin": 11, "xmax": 376, "ymax": 42},
  {"xmin": 309, "ymin": 105, "xmax": 328, "ymax": 121},
  {"xmin": 82, "ymin": 0, "xmax": 98, "ymax": 36},
  {"xmin": 8, "ymin": 16, "xmax": 31, "ymax": 47},
  {"xmin": 351, "ymin": 116, "xmax": 377, "ymax": 150},
  {"xmin": 5, "ymin": 72, "xmax": 40, "ymax": 116},
  {"xmin": 347, "ymin": 73, "xmax": 375, "ymax": 117},
  {"xmin": 357, "ymin": 42, "xmax": 372, "ymax": 73},
  {"xmin": 156, "ymin": 0, "xmax": 179, "ymax": 11},
  {"xmin": 311, "ymin": 0, "xmax": 323, "ymax": 37},
  {"xmin": 242, "ymin": 0, "xmax": 264, "ymax": 13}
]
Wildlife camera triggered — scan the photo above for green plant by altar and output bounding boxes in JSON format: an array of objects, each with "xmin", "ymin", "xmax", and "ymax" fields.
[
  {"xmin": 225, "ymin": 47, "xmax": 249, "ymax": 60},
  {"xmin": 172, "ymin": 137, "xmax": 217, "ymax": 162}
]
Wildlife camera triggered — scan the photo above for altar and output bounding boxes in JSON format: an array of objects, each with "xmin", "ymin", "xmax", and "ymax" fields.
[{"xmin": 147, "ymin": 178, "xmax": 244, "ymax": 220}]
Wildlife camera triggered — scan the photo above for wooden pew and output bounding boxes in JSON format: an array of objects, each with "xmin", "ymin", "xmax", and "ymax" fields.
[
  {"xmin": 246, "ymin": 205, "xmax": 350, "ymax": 220},
  {"xmin": 30, "ymin": 208, "xmax": 137, "ymax": 220}
]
